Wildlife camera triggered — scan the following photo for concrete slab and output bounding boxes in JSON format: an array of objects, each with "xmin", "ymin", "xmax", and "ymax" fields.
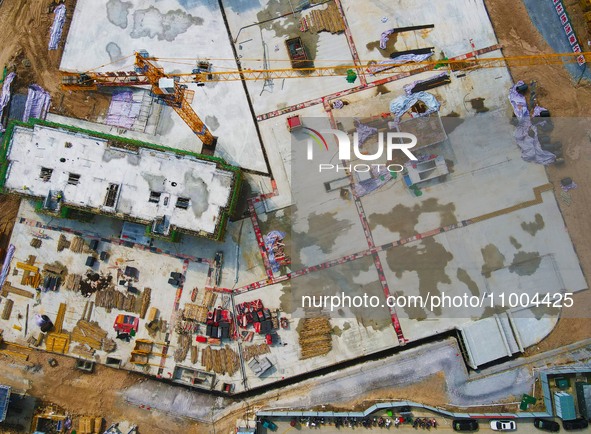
[{"xmin": 60, "ymin": 0, "xmax": 268, "ymax": 173}]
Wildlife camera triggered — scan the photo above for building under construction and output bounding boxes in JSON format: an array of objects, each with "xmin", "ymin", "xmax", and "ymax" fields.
[{"xmin": 0, "ymin": 120, "xmax": 242, "ymax": 241}]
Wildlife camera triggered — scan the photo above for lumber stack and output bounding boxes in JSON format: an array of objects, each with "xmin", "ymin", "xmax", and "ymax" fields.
[
  {"xmin": 139, "ymin": 287, "xmax": 151, "ymax": 319},
  {"xmin": 70, "ymin": 236, "xmax": 85, "ymax": 253},
  {"xmin": 64, "ymin": 274, "xmax": 82, "ymax": 291},
  {"xmin": 1, "ymin": 298, "xmax": 14, "ymax": 320},
  {"xmin": 17, "ymin": 255, "xmax": 41, "ymax": 288},
  {"xmin": 54, "ymin": 303, "xmax": 67, "ymax": 333},
  {"xmin": 0, "ymin": 342, "xmax": 31, "ymax": 360},
  {"xmin": 57, "ymin": 234, "xmax": 70, "ymax": 252},
  {"xmin": 72, "ymin": 344, "xmax": 95, "ymax": 359},
  {"xmin": 201, "ymin": 345, "xmax": 239, "ymax": 376},
  {"xmin": 45, "ymin": 332, "xmax": 70, "ymax": 354},
  {"xmin": 300, "ymin": 2, "xmax": 345, "ymax": 34},
  {"xmin": 1, "ymin": 281, "xmax": 34, "ymax": 299},
  {"xmin": 95, "ymin": 287, "xmax": 136, "ymax": 312},
  {"xmin": 243, "ymin": 343, "xmax": 270, "ymax": 361},
  {"xmin": 298, "ymin": 317, "xmax": 333, "ymax": 360},
  {"xmin": 173, "ymin": 333, "xmax": 192, "ymax": 362},
  {"xmin": 191, "ymin": 345, "xmax": 198, "ymax": 364},
  {"xmin": 71, "ymin": 320, "xmax": 107, "ymax": 350}
]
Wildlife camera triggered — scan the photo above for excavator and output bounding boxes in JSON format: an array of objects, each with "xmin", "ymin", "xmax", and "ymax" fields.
[{"xmin": 60, "ymin": 50, "xmax": 591, "ymax": 149}]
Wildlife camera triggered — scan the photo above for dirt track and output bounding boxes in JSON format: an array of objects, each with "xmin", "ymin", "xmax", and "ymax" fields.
[
  {"xmin": 0, "ymin": 0, "xmax": 110, "ymax": 120},
  {"xmin": 485, "ymin": 0, "xmax": 591, "ymax": 352}
]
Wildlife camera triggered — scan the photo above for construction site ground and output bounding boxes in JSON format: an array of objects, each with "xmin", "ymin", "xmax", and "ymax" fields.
[{"xmin": 0, "ymin": 0, "xmax": 590, "ymax": 432}]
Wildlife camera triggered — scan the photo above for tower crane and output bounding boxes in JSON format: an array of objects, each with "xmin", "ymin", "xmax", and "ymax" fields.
[{"xmin": 61, "ymin": 51, "xmax": 591, "ymax": 148}]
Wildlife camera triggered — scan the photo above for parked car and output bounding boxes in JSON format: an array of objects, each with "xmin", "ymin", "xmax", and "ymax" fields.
[
  {"xmin": 260, "ymin": 418, "xmax": 278, "ymax": 432},
  {"xmin": 490, "ymin": 420, "xmax": 517, "ymax": 431},
  {"xmin": 562, "ymin": 419, "xmax": 588, "ymax": 431},
  {"xmin": 453, "ymin": 419, "xmax": 479, "ymax": 431},
  {"xmin": 534, "ymin": 418, "xmax": 560, "ymax": 432}
]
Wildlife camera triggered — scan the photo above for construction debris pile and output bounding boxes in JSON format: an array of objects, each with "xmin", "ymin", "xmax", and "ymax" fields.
[
  {"xmin": 264, "ymin": 231, "xmax": 290, "ymax": 272},
  {"xmin": 72, "ymin": 319, "xmax": 116, "ymax": 353},
  {"xmin": 298, "ymin": 317, "xmax": 333, "ymax": 360},
  {"xmin": 78, "ymin": 271, "xmax": 112, "ymax": 296},
  {"xmin": 201, "ymin": 345, "xmax": 240, "ymax": 376}
]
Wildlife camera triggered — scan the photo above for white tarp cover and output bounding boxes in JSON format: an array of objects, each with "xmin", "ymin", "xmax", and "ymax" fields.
[
  {"xmin": 508, "ymin": 81, "xmax": 555, "ymax": 165},
  {"xmin": 23, "ymin": 84, "xmax": 51, "ymax": 122},
  {"xmin": 48, "ymin": 4, "xmax": 66, "ymax": 50},
  {"xmin": 0, "ymin": 72, "xmax": 16, "ymax": 132},
  {"xmin": 389, "ymin": 91, "xmax": 441, "ymax": 125}
]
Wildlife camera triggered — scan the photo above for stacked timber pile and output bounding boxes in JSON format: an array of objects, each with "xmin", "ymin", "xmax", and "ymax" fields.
[
  {"xmin": 71, "ymin": 320, "xmax": 107, "ymax": 350},
  {"xmin": 57, "ymin": 234, "xmax": 71, "ymax": 252},
  {"xmin": 300, "ymin": 2, "xmax": 345, "ymax": 34},
  {"xmin": 201, "ymin": 345, "xmax": 240, "ymax": 376},
  {"xmin": 139, "ymin": 287, "xmax": 151, "ymax": 319},
  {"xmin": 70, "ymin": 236, "xmax": 85, "ymax": 253},
  {"xmin": 72, "ymin": 344, "xmax": 95, "ymax": 359},
  {"xmin": 186, "ymin": 290, "xmax": 217, "ymax": 323},
  {"xmin": 191, "ymin": 345, "xmax": 198, "ymax": 364},
  {"xmin": 243, "ymin": 343, "xmax": 270, "ymax": 361},
  {"xmin": 64, "ymin": 274, "xmax": 82, "ymax": 291},
  {"xmin": 95, "ymin": 287, "xmax": 136, "ymax": 312},
  {"xmin": 298, "ymin": 317, "xmax": 333, "ymax": 360},
  {"xmin": 173, "ymin": 333, "xmax": 192, "ymax": 362}
]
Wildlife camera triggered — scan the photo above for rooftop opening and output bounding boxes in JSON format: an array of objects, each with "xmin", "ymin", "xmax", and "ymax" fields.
[
  {"xmin": 103, "ymin": 183, "xmax": 120, "ymax": 208},
  {"xmin": 39, "ymin": 167, "xmax": 53, "ymax": 182},
  {"xmin": 67, "ymin": 173, "xmax": 81, "ymax": 185},
  {"xmin": 149, "ymin": 191, "xmax": 161, "ymax": 204},
  {"xmin": 176, "ymin": 197, "xmax": 190, "ymax": 209}
]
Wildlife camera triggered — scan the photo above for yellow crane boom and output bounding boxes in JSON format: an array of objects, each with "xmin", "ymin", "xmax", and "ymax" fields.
[{"xmin": 60, "ymin": 51, "xmax": 590, "ymax": 148}]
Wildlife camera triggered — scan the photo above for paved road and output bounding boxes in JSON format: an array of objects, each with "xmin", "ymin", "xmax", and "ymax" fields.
[{"xmin": 263, "ymin": 417, "xmax": 591, "ymax": 434}]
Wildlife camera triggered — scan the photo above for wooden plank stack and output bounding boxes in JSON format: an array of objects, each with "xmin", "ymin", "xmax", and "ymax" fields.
[
  {"xmin": 1, "ymin": 299, "xmax": 14, "ymax": 320},
  {"xmin": 95, "ymin": 287, "xmax": 136, "ymax": 312},
  {"xmin": 173, "ymin": 333, "xmax": 192, "ymax": 362},
  {"xmin": 54, "ymin": 303, "xmax": 67, "ymax": 333},
  {"xmin": 243, "ymin": 343, "xmax": 271, "ymax": 361},
  {"xmin": 71, "ymin": 320, "xmax": 107, "ymax": 350},
  {"xmin": 201, "ymin": 345, "xmax": 239, "ymax": 376},
  {"xmin": 300, "ymin": 2, "xmax": 345, "ymax": 34},
  {"xmin": 70, "ymin": 236, "xmax": 85, "ymax": 253},
  {"xmin": 64, "ymin": 274, "xmax": 82, "ymax": 291},
  {"xmin": 45, "ymin": 333, "xmax": 70, "ymax": 354},
  {"xmin": 298, "ymin": 317, "xmax": 333, "ymax": 360},
  {"xmin": 57, "ymin": 234, "xmax": 71, "ymax": 252},
  {"xmin": 1, "ymin": 281, "xmax": 34, "ymax": 299},
  {"xmin": 139, "ymin": 287, "xmax": 151, "ymax": 319}
]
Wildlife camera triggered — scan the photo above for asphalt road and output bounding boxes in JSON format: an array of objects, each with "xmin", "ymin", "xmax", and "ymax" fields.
[{"xmin": 262, "ymin": 417, "xmax": 591, "ymax": 434}]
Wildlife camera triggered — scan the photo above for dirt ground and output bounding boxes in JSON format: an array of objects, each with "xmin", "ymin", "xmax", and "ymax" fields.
[
  {"xmin": 484, "ymin": 0, "xmax": 591, "ymax": 354},
  {"xmin": 0, "ymin": 0, "xmax": 111, "ymax": 121},
  {"xmin": 0, "ymin": 348, "xmax": 211, "ymax": 433}
]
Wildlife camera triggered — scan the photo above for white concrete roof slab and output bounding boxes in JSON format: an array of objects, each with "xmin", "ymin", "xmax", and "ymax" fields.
[{"xmin": 5, "ymin": 124, "xmax": 235, "ymax": 236}]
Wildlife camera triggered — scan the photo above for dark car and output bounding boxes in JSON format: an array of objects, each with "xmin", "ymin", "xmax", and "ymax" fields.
[
  {"xmin": 534, "ymin": 418, "xmax": 560, "ymax": 432},
  {"xmin": 453, "ymin": 419, "xmax": 479, "ymax": 432},
  {"xmin": 562, "ymin": 419, "xmax": 588, "ymax": 431}
]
